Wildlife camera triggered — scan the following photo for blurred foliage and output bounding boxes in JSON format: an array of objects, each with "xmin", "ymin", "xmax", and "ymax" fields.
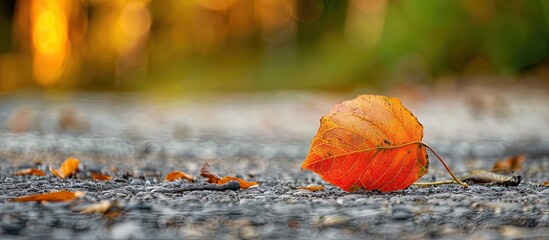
[{"xmin": 0, "ymin": 0, "xmax": 548, "ymax": 93}]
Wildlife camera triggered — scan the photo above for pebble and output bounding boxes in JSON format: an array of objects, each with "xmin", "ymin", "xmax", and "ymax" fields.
[{"xmin": 391, "ymin": 208, "xmax": 412, "ymax": 220}]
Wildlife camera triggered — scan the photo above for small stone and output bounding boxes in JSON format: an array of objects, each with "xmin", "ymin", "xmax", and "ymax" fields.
[{"xmin": 391, "ymin": 208, "xmax": 412, "ymax": 221}]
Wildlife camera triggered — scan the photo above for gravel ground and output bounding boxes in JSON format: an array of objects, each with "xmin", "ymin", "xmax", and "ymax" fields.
[{"xmin": 0, "ymin": 89, "xmax": 548, "ymax": 239}]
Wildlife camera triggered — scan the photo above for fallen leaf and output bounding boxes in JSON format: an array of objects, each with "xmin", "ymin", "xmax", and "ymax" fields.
[
  {"xmin": 302, "ymin": 95, "xmax": 467, "ymax": 192},
  {"xmin": 200, "ymin": 163, "xmax": 221, "ymax": 183},
  {"xmin": 14, "ymin": 168, "xmax": 45, "ymax": 176},
  {"xmin": 200, "ymin": 163, "xmax": 258, "ymax": 189},
  {"xmin": 415, "ymin": 171, "xmax": 522, "ymax": 187},
  {"xmin": 296, "ymin": 185, "xmax": 325, "ymax": 191},
  {"xmin": 543, "ymin": 181, "xmax": 549, "ymax": 187},
  {"xmin": 492, "ymin": 154, "xmax": 525, "ymax": 172},
  {"xmin": 462, "ymin": 172, "xmax": 521, "ymax": 187},
  {"xmin": 77, "ymin": 200, "xmax": 124, "ymax": 219},
  {"xmin": 11, "ymin": 191, "xmax": 85, "ymax": 202},
  {"xmin": 91, "ymin": 172, "xmax": 112, "ymax": 181},
  {"xmin": 164, "ymin": 170, "xmax": 194, "ymax": 182},
  {"xmin": 218, "ymin": 176, "xmax": 258, "ymax": 189},
  {"xmin": 50, "ymin": 157, "xmax": 80, "ymax": 178}
]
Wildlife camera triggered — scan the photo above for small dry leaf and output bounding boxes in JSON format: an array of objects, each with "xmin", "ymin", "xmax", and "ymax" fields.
[
  {"xmin": 200, "ymin": 163, "xmax": 258, "ymax": 189},
  {"xmin": 200, "ymin": 163, "xmax": 221, "ymax": 183},
  {"xmin": 78, "ymin": 200, "xmax": 124, "ymax": 219},
  {"xmin": 164, "ymin": 170, "xmax": 194, "ymax": 182},
  {"xmin": 14, "ymin": 168, "xmax": 46, "ymax": 176},
  {"xmin": 218, "ymin": 176, "xmax": 258, "ymax": 189},
  {"xmin": 11, "ymin": 191, "xmax": 85, "ymax": 202},
  {"xmin": 296, "ymin": 185, "xmax": 325, "ymax": 191},
  {"xmin": 462, "ymin": 172, "xmax": 521, "ymax": 187},
  {"xmin": 50, "ymin": 157, "xmax": 80, "ymax": 178},
  {"xmin": 91, "ymin": 172, "xmax": 112, "ymax": 181},
  {"xmin": 492, "ymin": 154, "xmax": 525, "ymax": 172},
  {"xmin": 543, "ymin": 181, "xmax": 549, "ymax": 187}
]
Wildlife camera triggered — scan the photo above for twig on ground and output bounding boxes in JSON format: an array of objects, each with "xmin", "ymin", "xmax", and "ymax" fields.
[{"xmin": 156, "ymin": 181, "xmax": 240, "ymax": 193}]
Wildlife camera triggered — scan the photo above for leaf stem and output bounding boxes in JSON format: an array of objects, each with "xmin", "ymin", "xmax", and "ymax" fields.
[
  {"xmin": 413, "ymin": 180, "xmax": 456, "ymax": 186},
  {"xmin": 421, "ymin": 143, "xmax": 469, "ymax": 188}
]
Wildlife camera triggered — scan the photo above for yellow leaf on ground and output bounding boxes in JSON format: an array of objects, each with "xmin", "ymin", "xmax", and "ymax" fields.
[
  {"xmin": 11, "ymin": 191, "xmax": 85, "ymax": 202},
  {"xmin": 50, "ymin": 157, "xmax": 80, "ymax": 178},
  {"xmin": 164, "ymin": 170, "xmax": 194, "ymax": 182}
]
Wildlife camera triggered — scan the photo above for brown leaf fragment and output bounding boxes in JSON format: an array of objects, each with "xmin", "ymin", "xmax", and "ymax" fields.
[
  {"xmin": 11, "ymin": 191, "xmax": 85, "ymax": 202},
  {"xmin": 50, "ymin": 157, "xmax": 80, "ymax": 178},
  {"xmin": 164, "ymin": 170, "xmax": 194, "ymax": 182},
  {"xmin": 218, "ymin": 176, "xmax": 258, "ymax": 189},
  {"xmin": 200, "ymin": 163, "xmax": 220, "ymax": 183},
  {"xmin": 543, "ymin": 181, "xmax": 549, "ymax": 187},
  {"xmin": 91, "ymin": 172, "xmax": 112, "ymax": 181},
  {"xmin": 462, "ymin": 172, "xmax": 521, "ymax": 187},
  {"xmin": 296, "ymin": 185, "xmax": 325, "ymax": 191},
  {"xmin": 200, "ymin": 163, "xmax": 258, "ymax": 189},
  {"xmin": 78, "ymin": 200, "xmax": 124, "ymax": 219},
  {"xmin": 492, "ymin": 154, "xmax": 525, "ymax": 172},
  {"xmin": 14, "ymin": 168, "xmax": 45, "ymax": 176}
]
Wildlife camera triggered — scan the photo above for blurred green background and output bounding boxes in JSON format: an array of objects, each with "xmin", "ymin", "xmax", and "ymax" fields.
[{"xmin": 1, "ymin": 0, "xmax": 548, "ymax": 93}]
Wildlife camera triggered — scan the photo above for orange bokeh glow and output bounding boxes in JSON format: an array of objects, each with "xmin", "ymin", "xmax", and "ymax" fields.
[{"xmin": 30, "ymin": 0, "xmax": 69, "ymax": 87}]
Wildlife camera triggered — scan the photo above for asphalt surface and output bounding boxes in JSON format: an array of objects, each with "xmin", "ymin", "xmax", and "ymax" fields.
[{"xmin": 0, "ymin": 89, "xmax": 548, "ymax": 239}]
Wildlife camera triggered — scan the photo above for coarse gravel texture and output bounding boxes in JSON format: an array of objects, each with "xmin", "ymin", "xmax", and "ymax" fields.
[{"xmin": 0, "ymin": 89, "xmax": 548, "ymax": 239}]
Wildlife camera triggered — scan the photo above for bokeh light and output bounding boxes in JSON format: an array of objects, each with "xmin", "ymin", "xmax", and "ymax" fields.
[
  {"xmin": 30, "ymin": 0, "xmax": 69, "ymax": 87},
  {"xmin": 0, "ymin": 0, "xmax": 547, "ymax": 92}
]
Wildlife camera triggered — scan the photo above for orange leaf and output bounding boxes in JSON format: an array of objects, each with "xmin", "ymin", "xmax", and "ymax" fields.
[
  {"xmin": 543, "ymin": 181, "xmax": 549, "ymax": 187},
  {"xmin": 91, "ymin": 172, "xmax": 112, "ymax": 181},
  {"xmin": 296, "ymin": 185, "xmax": 325, "ymax": 191},
  {"xmin": 164, "ymin": 170, "xmax": 194, "ymax": 182},
  {"xmin": 200, "ymin": 163, "xmax": 220, "ymax": 183},
  {"xmin": 11, "ymin": 191, "xmax": 85, "ymax": 202},
  {"xmin": 50, "ymin": 157, "xmax": 80, "ymax": 179},
  {"xmin": 218, "ymin": 176, "xmax": 258, "ymax": 189},
  {"xmin": 200, "ymin": 163, "xmax": 258, "ymax": 189},
  {"xmin": 492, "ymin": 154, "xmax": 525, "ymax": 172},
  {"xmin": 14, "ymin": 168, "xmax": 46, "ymax": 176},
  {"xmin": 302, "ymin": 95, "xmax": 466, "ymax": 192}
]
